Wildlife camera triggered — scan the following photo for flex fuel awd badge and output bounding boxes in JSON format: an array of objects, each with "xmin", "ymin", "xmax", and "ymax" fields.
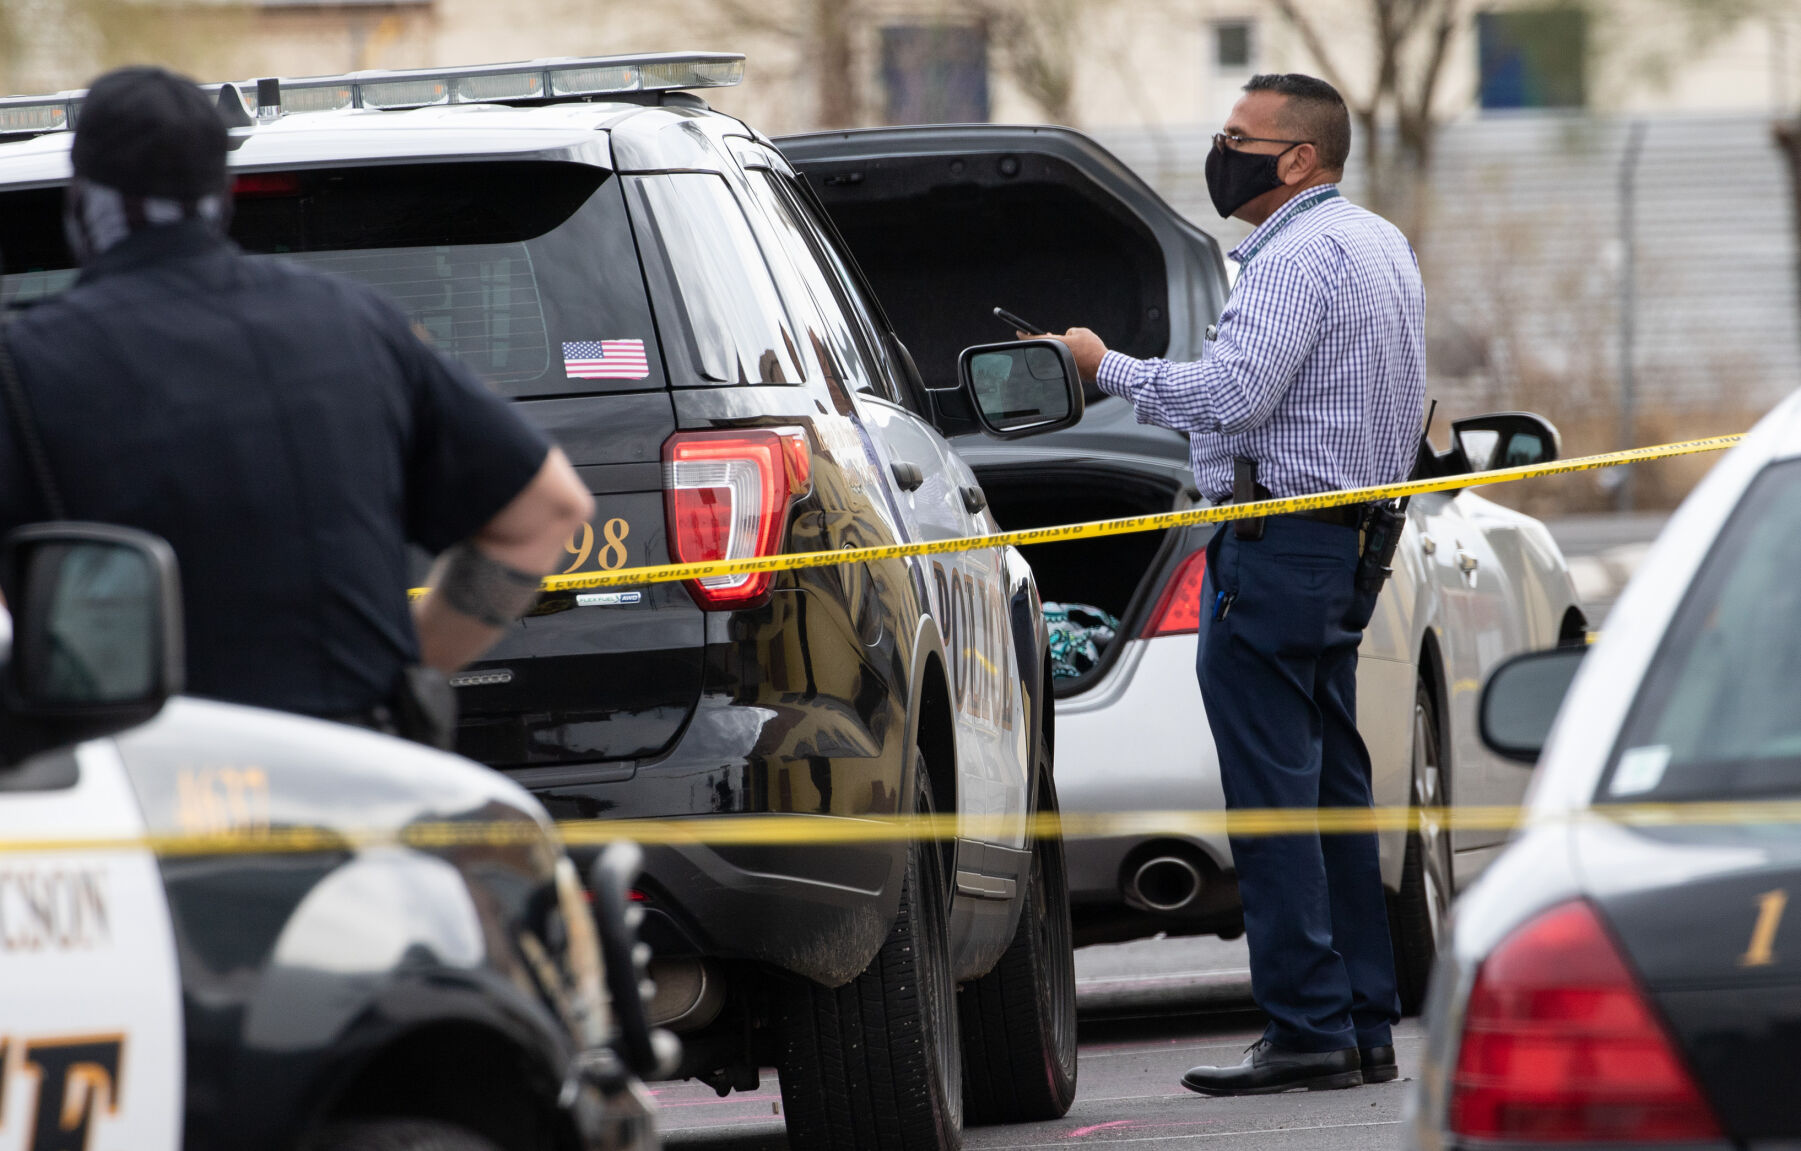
[{"xmin": 576, "ymin": 591, "xmax": 643, "ymax": 607}]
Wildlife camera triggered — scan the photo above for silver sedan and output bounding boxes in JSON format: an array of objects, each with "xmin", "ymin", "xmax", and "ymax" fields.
[{"xmin": 961, "ymin": 399, "xmax": 1586, "ymax": 1013}]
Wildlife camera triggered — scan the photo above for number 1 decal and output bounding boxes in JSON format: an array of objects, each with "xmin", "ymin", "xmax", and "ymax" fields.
[{"xmin": 1740, "ymin": 889, "xmax": 1787, "ymax": 968}]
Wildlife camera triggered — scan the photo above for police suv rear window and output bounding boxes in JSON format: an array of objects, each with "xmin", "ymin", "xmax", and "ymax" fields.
[
  {"xmin": 0, "ymin": 161, "xmax": 665, "ymax": 398},
  {"xmin": 626, "ymin": 173, "xmax": 807, "ymax": 386}
]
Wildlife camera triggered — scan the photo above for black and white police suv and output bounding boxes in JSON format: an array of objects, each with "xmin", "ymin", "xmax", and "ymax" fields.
[
  {"xmin": 0, "ymin": 524, "xmax": 661, "ymax": 1151},
  {"xmin": 0, "ymin": 53, "xmax": 1085, "ymax": 1150}
]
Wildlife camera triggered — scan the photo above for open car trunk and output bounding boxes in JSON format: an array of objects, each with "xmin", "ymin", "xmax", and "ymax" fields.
[
  {"xmin": 781, "ymin": 126, "xmax": 1227, "ymax": 698},
  {"xmin": 976, "ymin": 462, "xmax": 1196, "ymax": 697},
  {"xmin": 779, "ymin": 125, "xmax": 1229, "ymax": 392}
]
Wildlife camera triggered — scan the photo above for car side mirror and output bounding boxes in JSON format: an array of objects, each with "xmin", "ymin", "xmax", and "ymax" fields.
[
  {"xmin": 1451, "ymin": 412, "xmax": 1561, "ymax": 475},
  {"xmin": 1479, "ymin": 646, "xmax": 1586, "ymax": 764},
  {"xmin": 957, "ymin": 340, "xmax": 1085, "ymax": 439},
  {"xmin": 1, "ymin": 523, "xmax": 183, "ymax": 761}
]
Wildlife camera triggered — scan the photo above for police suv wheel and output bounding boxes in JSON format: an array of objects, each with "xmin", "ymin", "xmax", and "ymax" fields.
[
  {"xmin": 958, "ymin": 764, "xmax": 1079, "ymax": 1124},
  {"xmin": 305, "ymin": 1119, "xmax": 503, "ymax": 1151},
  {"xmin": 776, "ymin": 757, "xmax": 963, "ymax": 1150}
]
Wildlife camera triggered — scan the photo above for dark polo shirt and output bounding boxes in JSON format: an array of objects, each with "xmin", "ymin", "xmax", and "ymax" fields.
[{"xmin": 0, "ymin": 221, "xmax": 549, "ymax": 716}]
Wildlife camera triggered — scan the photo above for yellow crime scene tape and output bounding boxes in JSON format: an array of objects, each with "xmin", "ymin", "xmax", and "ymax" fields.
[
  {"xmin": 6, "ymin": 802, "xmax": 1801, "ymax": 859},
  {"xmin": 3, "ymin": 430, "xmax": 1753, "ymax": 859},
  {"xmin": 408, "ymin": 433, "xmax": 1740, "ymax": 599}
]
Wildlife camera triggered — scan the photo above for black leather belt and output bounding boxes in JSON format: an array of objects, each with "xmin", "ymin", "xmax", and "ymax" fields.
[
  {"xmin": 1230, "ymin": 485, "xmax": 1367, "ymax": 530},
  {"xmin": 1284, "ymin": 503, "xmax": 1366, "ymax": 529}
]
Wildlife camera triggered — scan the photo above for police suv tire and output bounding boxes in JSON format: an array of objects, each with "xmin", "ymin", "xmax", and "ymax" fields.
[
  {"xmin": 958, "ymin": 768, "xmax": 1078, "ymax": 1124},
  {"xmin": 305, "ymin": 1119, "xmax": 502, "ymax": 1151},
  {"xmin": 1387, "ymin": 679, "xmax": 1452, "ymax": 1016},
  {"xmin": 776, "ymin": 761, "xmax": 963, "ymax": 1151}
]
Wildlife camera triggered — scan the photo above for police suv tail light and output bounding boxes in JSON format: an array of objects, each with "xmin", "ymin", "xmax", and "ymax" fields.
[
  {"xmin": 664, "ymin": 430, "xmax": 808, "ymax": 609},
  {"xmin": 1449, "ymin": 900, "xmax": 1721, "ymax": 1143},
  {"xmin": 1141, "ymin": 548, "xmax": 1208, "ymax": 638}
]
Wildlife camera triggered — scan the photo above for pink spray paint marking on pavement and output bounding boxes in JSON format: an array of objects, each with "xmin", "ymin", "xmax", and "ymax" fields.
[{"xmin": 1068, "ymin": 1119, "xmax": 1136, "ymax": 1137}]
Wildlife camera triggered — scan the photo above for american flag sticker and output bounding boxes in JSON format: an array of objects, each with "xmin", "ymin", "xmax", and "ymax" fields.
[{"xmin": 563, "ymin": 339, "xmax": 650, "ymax": 380}]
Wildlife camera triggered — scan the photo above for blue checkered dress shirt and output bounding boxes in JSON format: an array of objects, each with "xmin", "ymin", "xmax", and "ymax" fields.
[{"xmin": 1096, "ymin": 184, "xmax": 1426, "ymax": 504}]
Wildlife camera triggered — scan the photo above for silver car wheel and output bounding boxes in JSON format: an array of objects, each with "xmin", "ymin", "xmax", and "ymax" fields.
[
  {"xmin": 1390, "ymin": 679, "xmax": 1454, "ymax": 1014},
  {"xmin": 1413, "ymin": 692, "xmax": 1452, "ymax": 948}
]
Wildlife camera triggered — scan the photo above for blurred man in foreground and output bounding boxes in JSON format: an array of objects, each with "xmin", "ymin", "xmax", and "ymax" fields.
[{"xmin": 0, "ymin": 66, "xmax": 592, "ymax": 745}]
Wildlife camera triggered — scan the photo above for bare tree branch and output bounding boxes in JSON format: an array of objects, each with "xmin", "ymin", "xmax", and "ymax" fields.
[
  {"xmin": 1370, "ymin": 0, "xmax": 1402, "ymax": 116},
  {"xmin": 1410, "ymin": 0, "xmax": 1462, "ymax": 142},
  {"xmin": 954, "ymin": 0, "xmax": 1082, "ymax": 124},
  {"xmin": 1267, "ymin": 0, "xmax": 1361, "ymax": 113},
  {"xmin": 693, "ymin": 0, "xmax": 803, "ymax": 42}
]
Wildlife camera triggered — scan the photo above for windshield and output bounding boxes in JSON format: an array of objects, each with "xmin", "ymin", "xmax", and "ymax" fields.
[
  {"xmin": 0, "ymin": 160, "xmax": 663, "ymax": 398},
  {"xmin": 1600, "ymin": 458, "xmax": 1801, "ymax": 803}
]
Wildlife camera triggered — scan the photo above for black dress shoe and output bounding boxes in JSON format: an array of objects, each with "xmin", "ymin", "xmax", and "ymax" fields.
[
  {"xmin": 1359, "ymin": 1044, "xmax": 1397, "ymax": 1084},
  {"xmin": 1181, "ymin": 1039, "xmax": 1362, "ymax": 1096}
]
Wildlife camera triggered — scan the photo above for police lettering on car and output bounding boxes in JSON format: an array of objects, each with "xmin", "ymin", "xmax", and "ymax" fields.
[{"xmin": 0, "ymin": 522, "xmax": 660, "ymax": 1151}]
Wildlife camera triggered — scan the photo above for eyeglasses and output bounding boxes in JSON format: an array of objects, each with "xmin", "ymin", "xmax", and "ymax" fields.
[{"xmin": 1212, "ymin": 131, "xmax": 1310, "ymax": 152}]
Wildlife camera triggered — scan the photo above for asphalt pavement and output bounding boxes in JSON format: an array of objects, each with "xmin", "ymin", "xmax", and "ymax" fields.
[
  {"xmin": 1542, "ymin": 511, "xmax": 1669, "ymax": 626},
  {"xmin": 657, "ymin": 936, "xmax": 1420, "ymax": 1151},
  {"xmin": 657, "ymin": 513, "xmax": 1670, "ymax": 1149}
]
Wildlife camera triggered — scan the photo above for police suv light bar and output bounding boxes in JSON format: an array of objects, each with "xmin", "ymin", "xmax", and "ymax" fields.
[
  {"xmin": 0, "ymin": 95, "xmax": 77, "ymax": 135},
  {"xmin": 0, "ymin": 52, "xmax": 744, "ymax": 133}
]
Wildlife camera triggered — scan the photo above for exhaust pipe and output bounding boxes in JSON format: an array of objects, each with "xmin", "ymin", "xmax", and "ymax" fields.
[
  {"xmin": 647, "ymin": 957, "xmax": 726, "ymax": 1033},
  {"xmin": 1128, "ymin": 855, "xmax": 1204, "ymax": 913}
]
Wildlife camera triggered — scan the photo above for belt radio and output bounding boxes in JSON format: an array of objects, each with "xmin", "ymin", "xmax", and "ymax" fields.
[{"xmin": 1356, "ymin": 400, "xmax": 1438, "ymax": 597}]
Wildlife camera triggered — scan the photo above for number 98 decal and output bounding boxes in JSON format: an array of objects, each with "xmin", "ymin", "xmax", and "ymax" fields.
[{"xmin": 562, "ymin": 518, "xmax": 632, "ymax": 575}]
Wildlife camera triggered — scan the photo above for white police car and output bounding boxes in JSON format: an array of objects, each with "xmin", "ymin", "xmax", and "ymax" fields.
[
  {"xmin": 1410, "ymin": 392, "xmax": 1801, "ymax": 1147},
  {"xmin": 0, "ymin": 523, "xmax": 660, "ymax": 1151}
]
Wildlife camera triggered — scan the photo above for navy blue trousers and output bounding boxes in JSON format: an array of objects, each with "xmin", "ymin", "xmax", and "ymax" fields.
[{"xmin": 1197, "ymin": 517, "xmax": 1401, "ymax": 1053}]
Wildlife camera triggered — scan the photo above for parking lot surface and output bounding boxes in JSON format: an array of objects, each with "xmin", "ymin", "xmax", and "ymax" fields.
[
  {"xmin": 658, "ymin": 937, "xmax": 1419, "ymax": 1151},
  {"xmin": 1544, "ymin": 511, "xmax": 1668, "ymax": 624}
]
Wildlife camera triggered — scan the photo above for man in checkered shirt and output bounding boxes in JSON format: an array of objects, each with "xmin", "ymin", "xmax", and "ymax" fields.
[{"xmin": 1042, "ymin": 73, "xmax": 1424, "ymax": 1096}]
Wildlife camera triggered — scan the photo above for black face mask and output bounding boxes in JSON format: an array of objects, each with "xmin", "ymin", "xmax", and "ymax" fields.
[{"xmin": 1205, "ymin": 142, "xmax": 1297, "ymax": 219}]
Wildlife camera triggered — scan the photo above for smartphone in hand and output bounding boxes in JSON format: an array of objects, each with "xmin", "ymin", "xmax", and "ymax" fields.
[{"xmin": 992, "ymin": 306, "xmax": 1048, "ymax": 336}]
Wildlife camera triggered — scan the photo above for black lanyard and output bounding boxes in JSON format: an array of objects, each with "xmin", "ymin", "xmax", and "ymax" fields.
[{"xmin": 1235, "ymin": 186, "xmax": 1342, "ymax": 267}]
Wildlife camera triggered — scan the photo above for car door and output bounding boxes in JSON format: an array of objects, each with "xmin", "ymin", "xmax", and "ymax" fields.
[
  {"xmin": 0, "ymin": 739, "xmax": 184, "ymax": 1151},
  {"xmin": 1415, "ymin": 489, "xmax": 1520, "ymax": 855},
  {"xmin": 730, "ymin": 142, "xmax": 1032, "ymax": 861}
]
